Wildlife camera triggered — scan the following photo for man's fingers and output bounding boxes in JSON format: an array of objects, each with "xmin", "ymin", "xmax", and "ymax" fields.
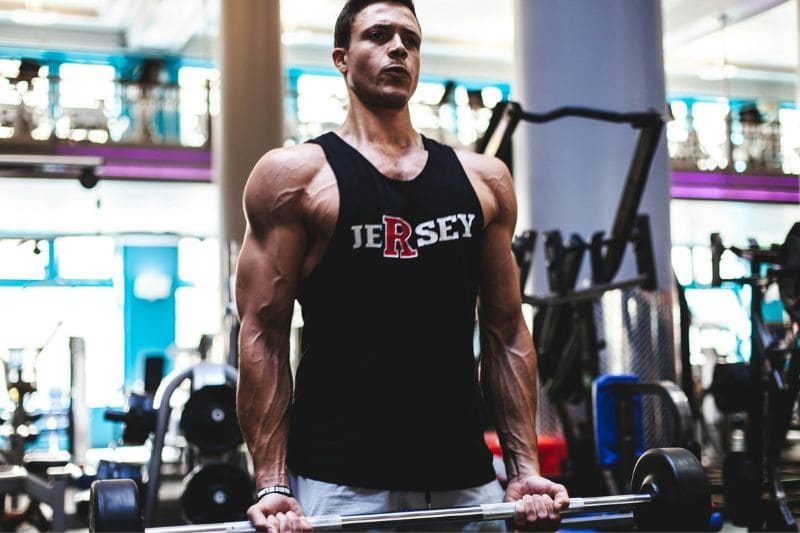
[
  {"xmin": 540, "ymin": 494, "xmax": 556, "ymax": 521},
  {"xmin": 552, "ymin": 483, "xmax": 570, "ymax": 509},
  {"xmin": 534, "ymin": 494, "xmax": 548, "ymax": 521},
  {"xmin": 286, "ymin": 511, "xmax": 310, "ymax": 532},
  {"xmin": 266, "ymin": 515, "xmax": 280, "ymax": 533},
  {"xmin": 248, "ymin": 506, "xmax": 269, "ymax": 531},
  {"xmin": 286, "ymin": 511, "xmax": 299, "ymax": 531},
  {"xmin": 515, "ymin": 494, "xmax": 532, "ymax": 527},
  {"xmin": 276, "ymin": 512, "xmax": 291, "ymax": 531},
  {"xmin": 525, "ymin": 494, "xmax": 541, "ymax": 524},
  {"xmin": 299, "ymin": 515, "xmax": 313, "ymax": 531}
]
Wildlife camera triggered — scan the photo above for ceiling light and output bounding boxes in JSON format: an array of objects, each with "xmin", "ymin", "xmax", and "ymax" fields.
[
  {"xmin": 697, "ymin": 64, "xmax": 739, "ymax": 81},
  {"xmin": 10, "ymin": 8, "xmax": 57, "ymax": 26}
]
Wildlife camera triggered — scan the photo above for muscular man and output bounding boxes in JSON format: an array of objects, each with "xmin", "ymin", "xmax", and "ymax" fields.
[{"xmin": 235, "ymin": 1, "xmax": 569, "ymax": 531}]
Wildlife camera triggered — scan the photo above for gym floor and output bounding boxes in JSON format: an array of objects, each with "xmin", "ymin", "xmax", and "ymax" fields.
[{"xmin": 0, "ymin": 432, "xmax": 796, "ymax": 532}]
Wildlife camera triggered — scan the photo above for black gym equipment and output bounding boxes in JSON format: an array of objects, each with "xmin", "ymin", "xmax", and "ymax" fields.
[
  {"xmin": 479, "ymin": 102, "xmax": 667, "ymax": 496},
  {"xmin": 709, "ymin": 224, "xmax": 800, "ymax": 531},
  {"xmin": 90, "ymin": 478, "xmax": 144, "ymax": 532},
  {"xmin": 0, "ymin": 324, "xmax": 72, "ymax": 531},
  {"xmin": 89, "ymin": 447, "xmax": 712, "ymax": 532},
  {"xmin": 140, "ymin": 362, "xmax": 243, "ymax": 528},
  {"xmin": 178, "ymin": 385, "xmax": 243, "ymax": 455},
  {"xmin": 593, "ymin": 374, "xmax": 697, "ymax": 494},
  {"xmin": 179, "ymin": 462, "xmax": 252, "ymax": 524},
  {"xmin": 511, "ymin": 230, "xmax": 537, "ymax": 292},
  {"xmin": 104, "ymin": 391, "xmax": 157, "ymax": 446}
]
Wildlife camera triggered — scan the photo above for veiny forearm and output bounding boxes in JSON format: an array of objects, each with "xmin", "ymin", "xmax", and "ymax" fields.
[
  {"xmin": 480, "ymin": 314, "xmax": 540, "ymax": 479},
  {"xmin": 237, "ymin": 316, "xmax": 294, "ymax": 488}
]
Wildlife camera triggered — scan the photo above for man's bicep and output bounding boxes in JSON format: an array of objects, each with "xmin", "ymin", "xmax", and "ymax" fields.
[
  {"xmin": 479, "ymin": 165, "xmax": 523, "ymax": 325},
  {"xmin": 236, "ymin": 152, "xmax": 309, "ymax": 336},
  {"xmin": 480, "ymin": 220, "xmax": 524, "ymax": 323},
  {"xmin": 236, "ymin": 224, "xmax": 306, "ymax": 337}
]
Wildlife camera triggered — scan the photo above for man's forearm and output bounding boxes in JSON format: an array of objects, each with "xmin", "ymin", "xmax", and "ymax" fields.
[
  {"xmin": 481, "ymin": 317, "xmax": 540, "ymax": 479},
  {"xmin": 237, "ymin": 321, "xmax": 294, "ymax": 488}
]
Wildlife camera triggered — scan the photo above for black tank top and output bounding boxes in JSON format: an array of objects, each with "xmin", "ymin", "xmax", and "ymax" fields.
[{"xmin": 287, "ymin": 132, "xmax": 496, "ymax": 491}]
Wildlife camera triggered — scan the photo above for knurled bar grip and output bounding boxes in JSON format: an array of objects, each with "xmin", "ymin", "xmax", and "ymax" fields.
[{"xmin": 143, "ymin": 493, "xmax": 653, "ymax": 533}]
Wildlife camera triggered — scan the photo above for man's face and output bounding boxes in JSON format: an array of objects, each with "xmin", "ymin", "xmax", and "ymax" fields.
[{"xmin": 334, "ymin": 2, "xmax": 421, "ymax": 110}]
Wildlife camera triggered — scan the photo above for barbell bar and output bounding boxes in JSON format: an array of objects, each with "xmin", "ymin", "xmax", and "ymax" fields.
[
  {"xmin": 90, "ymin": 447, "xmax": 712, "ymax": 532},
  {"xmin": 140, "ymin": 493, "xmax": 653, "ymax": 532}
]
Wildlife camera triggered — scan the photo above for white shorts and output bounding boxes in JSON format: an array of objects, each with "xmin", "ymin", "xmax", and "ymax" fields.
[{"xmin": 289, "ymin": 473, "xmax": 507, "ymax": 531}]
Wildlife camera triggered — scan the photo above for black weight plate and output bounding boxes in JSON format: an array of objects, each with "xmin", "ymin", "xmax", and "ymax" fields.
[
  {"xmin": 179, "ymin": 385, "xmax": 243, "ymax": 454},
  {"xmin": 631, "ymin": 447, "xmax": 710, "ymax": 531},
  {"xmin": 180, "ymin": 463, "xmax": 253, "ymax": 524},
  {"xmin": 122, "ymin": 392, "xmax": 156, "ymax": 445},
  {"xmin": 89, "ymin": 479, "xmax": 143, "ymax": 532},
  {"xmin": 779, "ymin": 222, "xmax": 800, "ymax": 325},
  {"xmin": 710, "ymin": 362, "xmax": 750, "ymax": 413}
]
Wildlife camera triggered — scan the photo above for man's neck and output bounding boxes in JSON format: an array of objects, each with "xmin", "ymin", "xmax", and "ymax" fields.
[{"xmin": 338, "ymin": 98, "xmax": 421, "ymax": 152}]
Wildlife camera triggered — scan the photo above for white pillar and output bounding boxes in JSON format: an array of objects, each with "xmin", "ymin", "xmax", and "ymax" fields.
[
  {"xmin": 512, "ymin": 0, "xmax": 671, "ymax": 293},
  {"xmin": 512, "ymin": 0, "xmax": 677, "ymax": 415},
  {"xmin": 216, "ymin": 0, "xmax": 284, "ymax": 358},
  {"xmin": 217, "ymin": 0, "xmax": 284, "ymax": 251}
]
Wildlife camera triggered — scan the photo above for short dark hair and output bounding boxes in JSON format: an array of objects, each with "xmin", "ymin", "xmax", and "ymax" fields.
[{"xmin": 334, "ymin": 0, "xmax": 418, "ymax": 49}]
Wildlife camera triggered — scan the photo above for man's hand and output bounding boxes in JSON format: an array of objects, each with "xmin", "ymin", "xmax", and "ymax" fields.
[
  {"xmin": 504, "ymin": 475, "xmax": 570, "ymax": 531},
  {"xmin": 248, "ymin": 494, "xmax": 312, "ymax": 532}
]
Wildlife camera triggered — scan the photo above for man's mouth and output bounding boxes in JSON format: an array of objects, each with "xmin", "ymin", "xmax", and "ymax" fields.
[{"xmin": 382, "ymin": 66, "xmax": 410, "ymax": 77}]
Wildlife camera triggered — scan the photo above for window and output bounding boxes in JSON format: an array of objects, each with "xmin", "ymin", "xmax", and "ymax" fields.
[
  {"xmin": 57, "ymin": 237, "xmax": 115, "ymax": 280},
  {"xmin": 296, "ymin": 73, "xmax": 348, "ymax": 140},
  {"xmin": 0, "ymin": 286, "xmax": 123, "ymax": 408},
  {"xmin": 178, "ymin": 66, "xmax": 220, "ymax": 147},
  {"xmin": 175, "ymin": 238, "xmax": 222, "ymax": 351},
  {"xmin": 0, "ymin": 59, "xmax": 50, "ymax": 140},
  {"xmin": 671, "ymin": 245, "xmax": 692, "ymax": 286},
  {"xmin": 691, "ymin": 101, "xmax": 730, "ymax": 171},
  {"xmin": 0, "ymin": 239, "xmax": 49, "ymax": 279},
  {"xmin": 779, "ymin": 107, "xmax": 800, "ymax": 175},
  {"xmin": 56, "ymin": 63, "xmax": 116, "ymax": 143}
]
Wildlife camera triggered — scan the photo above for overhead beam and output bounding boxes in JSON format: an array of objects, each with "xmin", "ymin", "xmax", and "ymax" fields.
[
  {"xmin": 663, "ymin": 0, "xmax": 789, "ymax": 48},
  {"xmin": 0, "ymin": 21, "xmax": 123, "ymax": 52},
  {"xmin": 123, "ymin": 0, "xmax": 207, "ymax": 53}
]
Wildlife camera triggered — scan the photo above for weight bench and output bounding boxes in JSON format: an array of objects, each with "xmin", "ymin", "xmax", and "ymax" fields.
[
  {"xmin": 593, "ymin": 373, "xmax": 696, "ymax": 494},
  {"xmin": 0, "ymin": 464, "xmax": 68, "ymax": 531}
]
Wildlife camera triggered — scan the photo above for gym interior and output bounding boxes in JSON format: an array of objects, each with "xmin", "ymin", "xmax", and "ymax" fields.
[{"xmin": 0, "ymin": 0, "xmax": 799, "ymax": 531}]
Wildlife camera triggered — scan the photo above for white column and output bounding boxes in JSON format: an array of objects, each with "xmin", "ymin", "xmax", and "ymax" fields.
[
  {"xmin": 216, "ymin": 0, "xmax": 284, "ymax": 358},
  {"xmin": 512, "ymin": 0, "xmax": 671, "ymax": 293},
  {"xmin": 217, "ymin": 0, "xmax": 284, "ymax": 251}
]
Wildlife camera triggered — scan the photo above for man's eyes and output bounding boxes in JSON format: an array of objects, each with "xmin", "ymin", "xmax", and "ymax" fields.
[
  {"xmin": 403, "ymin": 36, "xmax": 420, "ymax": 48},
  {"xmin": 366, "ymin": 29, "xmax": 419, "ymax": 48}
]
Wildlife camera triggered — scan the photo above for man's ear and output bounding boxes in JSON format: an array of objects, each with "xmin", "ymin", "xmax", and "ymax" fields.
[{"xmin": 332, "ymin": 48, "xmax": 347, "ymax": 75}]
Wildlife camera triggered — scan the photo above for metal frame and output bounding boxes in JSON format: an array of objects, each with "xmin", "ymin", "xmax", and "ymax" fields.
[
  {"xmin": 0, "ymin": 465, "xmax": 67, "ymax": 531},
  {"xmin": 142, "ymin": 362, "xmax": 239, "ymax": 528},
  {"xmin": 481, "ymin": 101, "xmax": 663, "ymax": 285}
]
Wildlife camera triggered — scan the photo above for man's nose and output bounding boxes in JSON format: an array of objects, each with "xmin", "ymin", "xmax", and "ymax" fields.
[{"xmin": 388, "ymin": 33, "xmax": 408, "ymax": 59}]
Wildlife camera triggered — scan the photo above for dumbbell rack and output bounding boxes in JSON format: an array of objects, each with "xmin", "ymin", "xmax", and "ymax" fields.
[
  {"xmin": 0, "ymin": 464, "xmax": 67, "ymax": 531},
  {"xmin": 143, "ymin": 362, "xmax": 239, "ymax": 528}
]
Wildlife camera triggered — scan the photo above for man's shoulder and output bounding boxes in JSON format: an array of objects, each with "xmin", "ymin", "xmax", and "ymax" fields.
[
  {"xmin": 250, "ymin": 142, "xmax": 328, "ymax": 187},
  {"xmin": 244, "ymin": 143, "xmax": 330, "ymax": 219},
  {"xmin": 454, "ymin": 149, "xmax": 511, "ymax": 184},
  {"xmin": 453, "ymin": 149, "xmax": 516, "ymax": 224}
]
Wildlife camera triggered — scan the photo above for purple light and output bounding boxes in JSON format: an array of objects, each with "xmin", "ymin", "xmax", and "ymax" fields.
[
  {"xmin": 671, "ymin": 185, "xmax": 800, "ymax": 203},
  {"xmin": 57, "ymin": 144, "xmax": 211, "ymax": 164},
  {"xmin": 672, "ymin": 170, "xmax": 800, "ymax": 190},
  {"xmin": 98, "ymin": 164, "xmax": 212, "ymax": 181}
]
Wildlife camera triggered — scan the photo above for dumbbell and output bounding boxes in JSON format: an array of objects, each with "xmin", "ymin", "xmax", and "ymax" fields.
[{"xmin": 91, "ymin": 447, "xmax": 712, "ymax": 532}]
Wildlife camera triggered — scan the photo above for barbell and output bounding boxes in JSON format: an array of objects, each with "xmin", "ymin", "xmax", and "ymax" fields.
[{"xmin": 90, "ymin": 447, "xmax": 712, "ymax": 532}]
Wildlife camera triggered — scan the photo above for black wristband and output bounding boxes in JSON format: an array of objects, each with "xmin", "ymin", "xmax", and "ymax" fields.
[{"xmin": 256, "ymin": 485, "xmax": 293, "ymax": 500}]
